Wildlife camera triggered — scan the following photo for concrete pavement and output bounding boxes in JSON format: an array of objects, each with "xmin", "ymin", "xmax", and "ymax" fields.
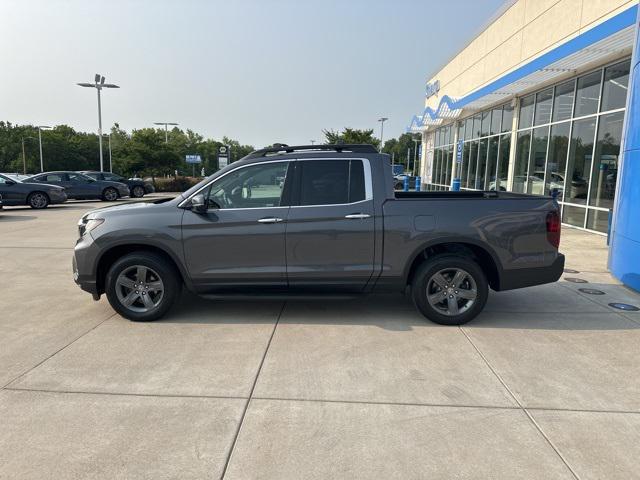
[{"xmin": 1, "ymin": 200, "xmax": 639, "ymax": 479}]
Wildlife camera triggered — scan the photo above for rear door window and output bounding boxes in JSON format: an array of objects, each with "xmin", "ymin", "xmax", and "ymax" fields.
[{"xmin": 298, "ymin": 160, "xmax": 367, "ymax": 206}]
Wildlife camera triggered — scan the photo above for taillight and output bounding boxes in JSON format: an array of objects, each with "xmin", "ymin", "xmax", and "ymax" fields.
[{"xmin": 546, "ymin": 210, "xmax": 561, "ymax": 248}]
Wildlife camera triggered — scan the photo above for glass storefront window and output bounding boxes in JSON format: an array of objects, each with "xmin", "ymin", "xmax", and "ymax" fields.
[
  {"xmin": 502, "ymin": 105, "xmax": 513, "ymax": 132},
  {"xmin": 553, "ymin": 81, "xmax": 575, "ymax": 122},
  {"xmin": 565, "ymin": 117, "xmax": 596, "ymax": 205},
  {"xmin": 486, "ymin": 136, "xmax": 499, "ymax": 190},
  {"xmin": 519, "ymin": 95, "xmax": 535, "ymax": 129},
  {"xmin": 601, "ymin": 61, "xmax": 630, "ymax": 112},
  {"xmin": 490, "ymin": 107, "xmax": 502, "ymax": 135},
  {"xmin": 473, "ymin": 114, "xmax": 482, "ymax": 138},
  {"xmin": 528, "ymin": 126, "xmax": 549, "ymax": 195},
  {"xmin": 589, "ymin": 111, "xmax": 624, "ymax": 210},
  {"xmin": 496, "ymin": 134, "xmax": 510, "ymax": 191},
  {"xmin": 534, "ymin": 88, "xmax": 553, "ymax": 125},
  {"xmin": 514, "ymin": 131, "xmax": 531, "ymax": 193},
  {"xmin": 467, "ymin": 141, "xmax": 478, "ymax": 188},
  {"xmin": 562, "ymin": 204, "xmax": 586, "ymax": 228},
  {"xmin": 481, "ymin": 111, "xmax": 491, "ymax": 137},
  {"xmin": 445, "ymin": 146, "xmax": 453, "ymax": 185},
  {"xmin": 586, "ymin": 209, "xmax": 609, "ymax": 233},
  {"xmin": 464, "ymin": 117, "xmax": 473, "ymax": 140},
  {"xmin": 574, "ymin": 71, "xmax": 602, "ymax": 117},
  {"xmin": 545, "ymin": 122, "xmax": 570, "ymax": 196},
  {"xmin": 461, "ymin": 143, "xmax": 470, "ymax": 186},
  {"xmin": 477, "ymin": 138, "xmax": 488, "ymax": 189}
]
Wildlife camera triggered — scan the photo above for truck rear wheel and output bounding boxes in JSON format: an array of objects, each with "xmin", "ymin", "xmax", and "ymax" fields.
[
  {"xmin": 411, "ymin": 254, "xmax": 488, "ymax": 325},
  {"xmin": 105, "ymin": 252, "xmax": 181, "ymax": 321}
]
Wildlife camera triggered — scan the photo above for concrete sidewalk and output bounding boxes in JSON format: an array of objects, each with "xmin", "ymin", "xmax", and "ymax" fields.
[{"xmin": 1, "ymin": 203, "xmax": 639, "ymax": 479}]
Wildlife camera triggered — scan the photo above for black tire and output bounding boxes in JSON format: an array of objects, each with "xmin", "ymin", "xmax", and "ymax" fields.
[
  {"xmin": 27, "ymin": 191, "xmax": 49, "ymax": 209},
  {"xmin": 105, "ymin": 252, "xmax": 181, "ymax": 321},
  {"xmin": 411, "ymin": 254, "xmax": 488, "ymax": 326},
  {"xmin": 102, "ymin": 187, "xmax": 118, "ymax": 201},
  {"xmin": 132, "ymin": 185, "xmax": 145, "ymax": 198}
]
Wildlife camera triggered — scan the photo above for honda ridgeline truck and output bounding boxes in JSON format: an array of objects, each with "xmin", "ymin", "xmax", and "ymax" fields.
[{"xmin": 73, "ymin": 144, "xmax": 564, "ymax": 325}]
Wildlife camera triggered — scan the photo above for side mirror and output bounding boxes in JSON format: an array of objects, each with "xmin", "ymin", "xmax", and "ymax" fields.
[{"xmin": 190, "ymin": 193, "xmax": 208, "ymax": 214}]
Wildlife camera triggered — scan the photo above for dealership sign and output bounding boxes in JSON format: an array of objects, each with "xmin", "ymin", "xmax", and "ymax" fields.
[
  {"xmin": 185, "ymin": 154, "xmax": 202, "ymax": 164},
  {"xmin": 218, "ymin": 145, "xmax": 229, "ymax": 169},
  {"xmin": 425, "ymin": 80, "xmax": 440, "ymax": 99}
]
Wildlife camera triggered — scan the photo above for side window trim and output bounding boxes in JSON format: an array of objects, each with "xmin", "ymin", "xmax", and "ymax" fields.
[{"xmin": 291, "ymin": 157, "xmax": 373, "ymax": 208}]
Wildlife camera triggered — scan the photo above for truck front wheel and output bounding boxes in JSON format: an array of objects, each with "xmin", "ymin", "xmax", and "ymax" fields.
[
  {"xmin": 105, "ymin": 252, "xmax": 181, "ymax": 321},
  {"xmin": 411, "ymin": 254, "xmax": 488, "ymax": 325}
]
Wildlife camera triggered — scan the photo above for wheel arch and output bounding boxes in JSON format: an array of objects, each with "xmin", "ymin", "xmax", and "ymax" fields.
[
  {"xmin": 404, "ymin": 238, "xmax": 502, "ymax": 290},
  {"xmin": 95, "ymin": 243, "xmax": 190, "ymax": 295},
  {"xmin": 26, "ymin": 190, "xmax": 50, "ymax": 206}
]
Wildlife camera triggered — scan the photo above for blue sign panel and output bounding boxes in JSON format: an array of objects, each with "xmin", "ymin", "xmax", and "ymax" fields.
[
  {"xmin": 185, "ymin": 155, "xmax": 202, "ymax": 164},
  {"xmin": 456, "ymin": 140, "xmax": 464, "ymax": 163}
]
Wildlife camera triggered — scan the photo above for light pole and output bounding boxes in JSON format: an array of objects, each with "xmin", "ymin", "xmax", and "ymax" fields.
[
  {"xmin": 154, "ymin": 122, "xmax": 179, "ymax": 143},
  {"xmin": 77, "ymin": 74, "xmax": 120, "ymax": 171},
  {"xmin": 310, "ymin": 140, "xmax": 316, "ymax": 145},
  {"xmin": 37, "ymin": 126, "xmax": 51, "ymax": 172},
  {"xmin": 377, "ymin": 117, "xmax": 388, "ymax": 152},
  {"xmin": 22, "ymin": 136, "xmax": 36, "ymax": 174}
]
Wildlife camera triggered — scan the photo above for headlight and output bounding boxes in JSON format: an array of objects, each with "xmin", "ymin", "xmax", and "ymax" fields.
[{"xmin": 78, "ymin": 217, "xmax": 104, "ymax": 237}]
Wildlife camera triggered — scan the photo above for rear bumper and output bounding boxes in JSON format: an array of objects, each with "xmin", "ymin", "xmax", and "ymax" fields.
[{"xmin": 497, "ymin": 254, "xmax": 565, "ymax": 291}]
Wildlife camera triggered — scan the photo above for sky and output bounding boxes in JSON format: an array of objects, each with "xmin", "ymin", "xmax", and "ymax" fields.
[{"xmin": 1, "ymin": 0, "xmax": 505, "ymax": 148}]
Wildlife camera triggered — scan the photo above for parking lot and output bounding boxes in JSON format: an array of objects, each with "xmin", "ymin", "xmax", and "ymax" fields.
[{"xmin": 1, "ymin": 197, "xmax": 639, "ymax": 479}]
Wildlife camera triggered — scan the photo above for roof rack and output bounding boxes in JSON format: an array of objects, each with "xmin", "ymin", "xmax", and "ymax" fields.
[{"xmin": 246, "ymin": 143, "xmax": 379, "ymax": 159}]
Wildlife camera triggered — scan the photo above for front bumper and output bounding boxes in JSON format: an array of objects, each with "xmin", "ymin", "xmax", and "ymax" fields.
[
  {"xmin": 73, "ymin": 232, "xmax": 101, "ymax": 299},
  {"xmin": 117, "ymin": 186, "xmax": 131, "ymax": 198},
  {"xmin": 498, "ymin": 254, "xmax": 565, "ymax": 291}
]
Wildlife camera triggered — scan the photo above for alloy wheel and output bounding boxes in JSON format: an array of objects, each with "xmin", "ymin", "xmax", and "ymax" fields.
[
  {"xmin": 426, "ymin": 267, "xmax": 477, "ymax": 316},
  {"xmin": 30, "ymin": 193, "xmax": 48, "ymax": 208},
  {"xmin": 115, "ymin": 265, "xmax": 165, "ymax": 313},
  {"xmin": 104, "ymin": 188, "xmax": 118, "ymax": 201}
]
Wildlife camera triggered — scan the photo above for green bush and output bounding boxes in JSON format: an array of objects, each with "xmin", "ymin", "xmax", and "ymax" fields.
[{"xmin": 153, "ymin": 176, "xmax": 200, "ymax": 192}]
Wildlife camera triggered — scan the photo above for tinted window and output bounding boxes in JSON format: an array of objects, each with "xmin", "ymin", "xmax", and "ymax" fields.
[
  {"xmin": 349, "ymin": 160, "xmax": 366, "ymax": 203},
  {"xmin": 104, "ymin": 173, "xmax": 123, "ymax": 181},
  {"xmin": 85, "ymin": 173, "xmax": 100, "ymax": 180},
  {"xmin": 68, "ymin": 173, "xmax": 88, "ymax": 182},
  {"xmin": 299, "ymin": 160, "xmax": 366, "ymax": 206},
  {"xmin": 206, "ymin": 161, "xmax": 289, "ymax": 209}
]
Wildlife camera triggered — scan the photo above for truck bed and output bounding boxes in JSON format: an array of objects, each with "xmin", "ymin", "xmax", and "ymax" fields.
[{"xmin": 394, "ymin": 190, "xmax": 544, "ymax": 200}]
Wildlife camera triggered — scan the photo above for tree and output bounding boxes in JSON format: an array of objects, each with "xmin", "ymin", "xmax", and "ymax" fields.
[
  {"xmin": 322, "ymin": 128, "xmax": 380, "ymax": 150},
  {"xmin": 382, "ymin": 133, "xmax": 420, "ymax": 171}
]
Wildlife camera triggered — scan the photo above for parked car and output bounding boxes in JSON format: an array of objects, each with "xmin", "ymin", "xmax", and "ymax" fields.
[
  {"xmin": 80, "ymin": 171, "xmax": 154, "ymax": 198},
  {"xmin": 504, "ymin": 172, "xmax": 588, "ymax": 198},
  {"xmin": 0, "ymin": 172, "xmax": 67, "ymax": 208},
  {"xmin": 26, "ymin": 171, "xmax": 129, "ymax": 201},
  {"xmin": 394, "ymin": 174, "xmax": 417, "ymax": 190},
  {"xmin": 73, "ymin": 144, "xmax": 564, "ymax": 325}
]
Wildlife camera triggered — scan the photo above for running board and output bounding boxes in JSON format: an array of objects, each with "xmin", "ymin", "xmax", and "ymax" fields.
[{"xmin": 200, "ymin": 293, "xmax": 361, "ymax": 301}]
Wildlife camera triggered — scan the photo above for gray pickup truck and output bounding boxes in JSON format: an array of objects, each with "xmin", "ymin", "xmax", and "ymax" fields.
[{"xmin": 73, "ymin": 144, "xmax": 564, "ymax": 325}]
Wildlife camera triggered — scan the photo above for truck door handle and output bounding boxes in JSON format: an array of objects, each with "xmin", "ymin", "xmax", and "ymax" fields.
[
  {"xmin": 344, "ymin": 213, "xmax": 371, "ymax": 219},
  {"xmin": 258, "ymin": 217, "xmax": 283, "ymax": 224}
]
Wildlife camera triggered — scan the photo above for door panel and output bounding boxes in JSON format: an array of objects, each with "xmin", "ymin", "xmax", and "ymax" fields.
[
  {"xmin": 285, "ymin": 201, "xmax": 375, "ymax": 291},
  {"xmin": 285, "ymin": 159, "xmax": 375, "ymax": 292},
  {"xmin": 181, "ymin": 160, "xmax": 291, "ymax": 292},
  {"xmin": 182, "ymin": 207, "xmax": 289, "ymax": 291}
]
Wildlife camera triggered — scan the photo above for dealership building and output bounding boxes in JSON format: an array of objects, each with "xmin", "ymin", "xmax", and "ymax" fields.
[{"xmin": 408, "ymin": 0, "xmax": 640, "ymax": 290}]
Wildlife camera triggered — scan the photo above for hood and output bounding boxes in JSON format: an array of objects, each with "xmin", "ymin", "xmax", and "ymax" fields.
[{"xmin": 83, "ymin": 197, "xmax": 173, "ymax": 219}]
